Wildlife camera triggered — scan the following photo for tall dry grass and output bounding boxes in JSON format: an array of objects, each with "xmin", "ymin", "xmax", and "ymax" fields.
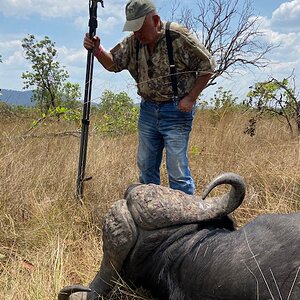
[{"xmin": 0, "ymin": 110, "xmax": 299, "ymax": 299}]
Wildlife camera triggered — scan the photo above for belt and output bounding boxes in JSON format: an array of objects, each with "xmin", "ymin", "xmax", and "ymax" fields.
[{"xmin": 143, "ymin": 99, "xmax": 175, "ymax": 105}]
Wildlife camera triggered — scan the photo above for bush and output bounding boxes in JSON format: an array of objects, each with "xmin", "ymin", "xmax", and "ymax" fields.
[{"xmin": 95, "ymin": 90, "xmax": 139, "ymax": 136}]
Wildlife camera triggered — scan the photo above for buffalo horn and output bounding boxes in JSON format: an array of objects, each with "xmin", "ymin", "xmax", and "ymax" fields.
[{"xmin": 126, "ymin": 172, "xmax": 246, "ymax": 229}]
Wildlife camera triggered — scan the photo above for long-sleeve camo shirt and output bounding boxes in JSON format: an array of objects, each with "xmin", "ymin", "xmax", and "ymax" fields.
[{"xmin": 110, "ymin": 21, "xmax": 216, "ymax": 102}]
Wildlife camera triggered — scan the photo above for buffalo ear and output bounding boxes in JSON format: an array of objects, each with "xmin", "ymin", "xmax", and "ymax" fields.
[
  {"xmin": 207, "ymin": 215, "xmax": 236, "ymax": 230},
  {"xmin": 223, "ymin": 215, "xmax": 236, "ymax": 230},
  {"xmin": 197, "ymin": 216, "xmax": 236, "ymax": 232}
]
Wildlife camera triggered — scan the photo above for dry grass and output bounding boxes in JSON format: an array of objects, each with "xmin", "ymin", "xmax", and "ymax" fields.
[{"xmin": 0, "ymin": 110, "xmax": 299, "ymax": 299}]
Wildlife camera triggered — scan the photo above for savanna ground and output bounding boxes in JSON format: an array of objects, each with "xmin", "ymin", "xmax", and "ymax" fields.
[{"xmin": 0, "ymin": 108, "xmax": 299, "ymax": 299}]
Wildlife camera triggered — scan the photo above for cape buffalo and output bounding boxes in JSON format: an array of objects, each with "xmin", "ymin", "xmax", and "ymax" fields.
[{"xmin": 58, "ymin": 173, "xmax": 300, "ymax": 300}]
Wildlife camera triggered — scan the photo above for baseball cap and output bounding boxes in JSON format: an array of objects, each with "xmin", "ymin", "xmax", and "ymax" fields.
[{"xmin": 123, "ymin": 0, "xmax": 156, "ymax": 32}]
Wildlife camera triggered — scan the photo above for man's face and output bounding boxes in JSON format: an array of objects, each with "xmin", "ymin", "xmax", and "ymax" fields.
[{"xmin": 133, "ymin": 14, "xmax": 159, "ymax": 45}]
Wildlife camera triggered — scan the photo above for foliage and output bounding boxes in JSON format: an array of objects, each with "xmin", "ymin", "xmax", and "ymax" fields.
[
  {"xmin": 0, "ymin": 101, "xmax": 38, "ymax": 119},
  {"xmin": 28, "ymin": 106, "xmax": 82, "ymax": 133},
  {"xmin": 245, "ymin": 76, "xmax": 300, "ymax": 136},
  {"xmin": 46, "ymin": 106, "xmax": 81, "ymax": 123},
  {"xmin": 0, "ymin": 101, "xmax": 14, "ymax": 117},
  {"xmin": 95, "ymin": 90, "xmax": 139, "ymax": 136},
  {"xmin": 21, "ymin": 35, "xmax": 69, "ymax": 113},
  {"xmin": 208, "ymin": 87, "xmax": 242, "ymax": 125},
  {"xmin": 0, "ymin": 100, "xmax": 81, "ymax": 130},
  {"xmin": 59, "ymin": 82, "xmax": 82, "ymax": 110},
  {"xmin": 210, "ymin": 87, "xmax": 238, "ymax": 110}
]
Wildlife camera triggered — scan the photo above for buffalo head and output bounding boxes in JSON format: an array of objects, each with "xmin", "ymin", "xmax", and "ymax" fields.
[{"xmin": 58, "ymin": 172, "xmax": 246, "ymax": 299}]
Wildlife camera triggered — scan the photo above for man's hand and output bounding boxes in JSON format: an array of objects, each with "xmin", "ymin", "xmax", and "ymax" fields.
[
  {"xmin": 178, "ymin": 73, "xmax": 212, "ymax": 112},
  {"xmin": 177, "ymin": 95, "xmax": 195, "ymax": 112},
  {"xmin": 83, "ymin": 33, "xmax": 115, "ymax": 71},
  {"xmin": 83, "ymin": 33, "xmax": 100, "ymax": 52}
]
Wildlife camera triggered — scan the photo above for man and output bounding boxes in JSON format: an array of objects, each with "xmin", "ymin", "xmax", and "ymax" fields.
[{"xmin": 84, "ymin": 0, "xmax": 215, "ymax": 195}]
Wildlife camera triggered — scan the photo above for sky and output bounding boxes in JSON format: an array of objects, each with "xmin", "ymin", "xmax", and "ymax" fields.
[{"xmin": 0, "ymin": 0, "xmax": 299, "ymax": 104}]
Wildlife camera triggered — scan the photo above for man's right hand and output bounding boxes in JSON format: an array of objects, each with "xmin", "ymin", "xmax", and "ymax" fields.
[
  {"xmin": 82, "ymin": 33, "xmax": 114, "ymax": 71},
  {"xmin": 83, "ymin": 33, "xmax": 100, "ymax": 51}
]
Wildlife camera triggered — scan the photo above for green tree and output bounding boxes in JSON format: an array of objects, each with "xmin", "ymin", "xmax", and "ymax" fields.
[
  {"xmin": 95, "ymin": 90, "xmax": 139, "ymax": 136},
  {"xmin": 60, "ymin": 82, "xmax": 82, "ymax": 110},
  {"xmin": 245, "ymin": 76, "xmax": 300, "ymax": 136},
  {"xmin": 21, "ymin": 35, "xmax": 69, "ymax": 113}
]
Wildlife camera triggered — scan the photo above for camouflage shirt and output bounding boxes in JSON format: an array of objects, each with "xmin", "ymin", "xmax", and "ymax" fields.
[{"xmin": 110, "ymin": 21, "xmax": 216, "ymax": 102}]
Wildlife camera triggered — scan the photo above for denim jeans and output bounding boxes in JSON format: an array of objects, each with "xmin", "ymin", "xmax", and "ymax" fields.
[{"xmin": 137, "ymin": 99, "xmax": 195, "ymax": 195}]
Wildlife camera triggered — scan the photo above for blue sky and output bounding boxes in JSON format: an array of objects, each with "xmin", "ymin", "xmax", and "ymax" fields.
[{"xmin": 0, "ymin": 0, "xmax": 299, "ymax": 103}]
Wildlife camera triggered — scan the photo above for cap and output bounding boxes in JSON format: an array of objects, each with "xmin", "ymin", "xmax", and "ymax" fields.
[{"xmin": 123, "ymin": 0, "xmax": 156, "ymax": 32}]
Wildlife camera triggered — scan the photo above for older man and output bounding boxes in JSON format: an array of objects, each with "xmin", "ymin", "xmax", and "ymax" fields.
[{"xmin": 84, "ymin": 0, "xmax": 215, "ymax": 194}]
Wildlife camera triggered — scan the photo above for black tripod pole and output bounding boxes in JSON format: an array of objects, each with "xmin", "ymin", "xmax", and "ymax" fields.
[{"xmin": 76, "ymin": 0, "xmax": 104, "ymax": 200}]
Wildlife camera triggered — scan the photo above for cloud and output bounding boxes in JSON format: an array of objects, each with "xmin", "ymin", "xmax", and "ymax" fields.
[
  {"xmin": 96, "ymin": 16, "xmax": 121, "ymax": 34},
  {"xmin": 74, "ymin": 16, "xmax": 90, "ymax": 31},
  {"xmin": 0, "ymin": 0, "xmax": 84, "ymax": 17},
  {"xmin": 0, "ymin": 0, "xmax": 125, "ymax": 19},
  {"xmin": 0, "ymin": 0, "xmax": 88, "ymax": 17},
  {"xmin": 56, "ymin": 46, "xmax": 86, "ymax": 67},
  {"xmin": 0, "ymin": 34, "xmax": 85, "ymax": 90},
  {"xmin": 248, "ymin": 2, "xmax": 300, "ymax": 86},
  {"xmin": 0, "ymin": 36, "xmax": 26, "ymax": 67},
  {"xmin": 0, "ymin": 35, "xmax": 28, "ymax": 90},
  {"xmin": 270, "ymin": 0, "xmax": 300, "ymax": 33}
]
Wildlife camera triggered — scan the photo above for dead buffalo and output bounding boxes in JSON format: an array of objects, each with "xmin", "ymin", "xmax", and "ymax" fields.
[{"xmin": 58, "ymin": 173, "xmax": 300, "ymax": 300}]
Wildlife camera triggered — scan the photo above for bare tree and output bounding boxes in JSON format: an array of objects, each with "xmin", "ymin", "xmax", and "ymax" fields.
[{"xmin": 171, "ymin": 0, "xmax": 275, "ymax": 87}]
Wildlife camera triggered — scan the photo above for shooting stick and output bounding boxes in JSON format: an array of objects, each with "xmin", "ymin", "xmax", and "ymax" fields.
[{"xmin": 76, "ymin": 0, "xmax": 104, "ymax": 200}]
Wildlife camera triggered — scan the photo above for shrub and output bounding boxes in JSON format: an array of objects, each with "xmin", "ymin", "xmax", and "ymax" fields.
[{"xmin": 95, "ymin": 90, "xmax": 139, "ymax": 136}]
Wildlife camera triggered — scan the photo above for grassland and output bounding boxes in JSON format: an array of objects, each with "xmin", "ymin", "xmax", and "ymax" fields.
[{"xmin": 0, "ymin": 109, "xmax": 299, "ymax": 299}]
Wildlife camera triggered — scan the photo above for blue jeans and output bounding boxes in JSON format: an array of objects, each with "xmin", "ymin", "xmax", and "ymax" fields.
[{"xmin": 137, "ymin": 99, "xmax": 195, "ymax": 195}]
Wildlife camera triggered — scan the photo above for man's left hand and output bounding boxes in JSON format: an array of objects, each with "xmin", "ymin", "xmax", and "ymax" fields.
[{"xmin": 178, "ymin": 95, "xmax": 195, "ymax": 112}]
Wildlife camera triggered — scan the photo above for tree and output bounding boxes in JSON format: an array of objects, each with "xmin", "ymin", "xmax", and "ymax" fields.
[
  {"xmin": 172, "ymin": 0, "xmax": 274, "ymax": 87},
  {"xmin": 245, "ymin": 75, "xmax": 300, "ymax": 136},
  {"xmin": 21, "ymin": 35, "xmax": 69, "ymax": 113},
  {"xmin": 95, "ymin": 90, "xmax": 139, "ymax": 136},
  {"xmin": 60, "ymin": 82, "xmax": 82, "ymax": 110}
]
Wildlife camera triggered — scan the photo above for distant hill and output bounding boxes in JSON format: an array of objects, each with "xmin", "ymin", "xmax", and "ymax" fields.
[{"xmin": 0, "ymin": 89, "xmax": 34, "ymax": 106}]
